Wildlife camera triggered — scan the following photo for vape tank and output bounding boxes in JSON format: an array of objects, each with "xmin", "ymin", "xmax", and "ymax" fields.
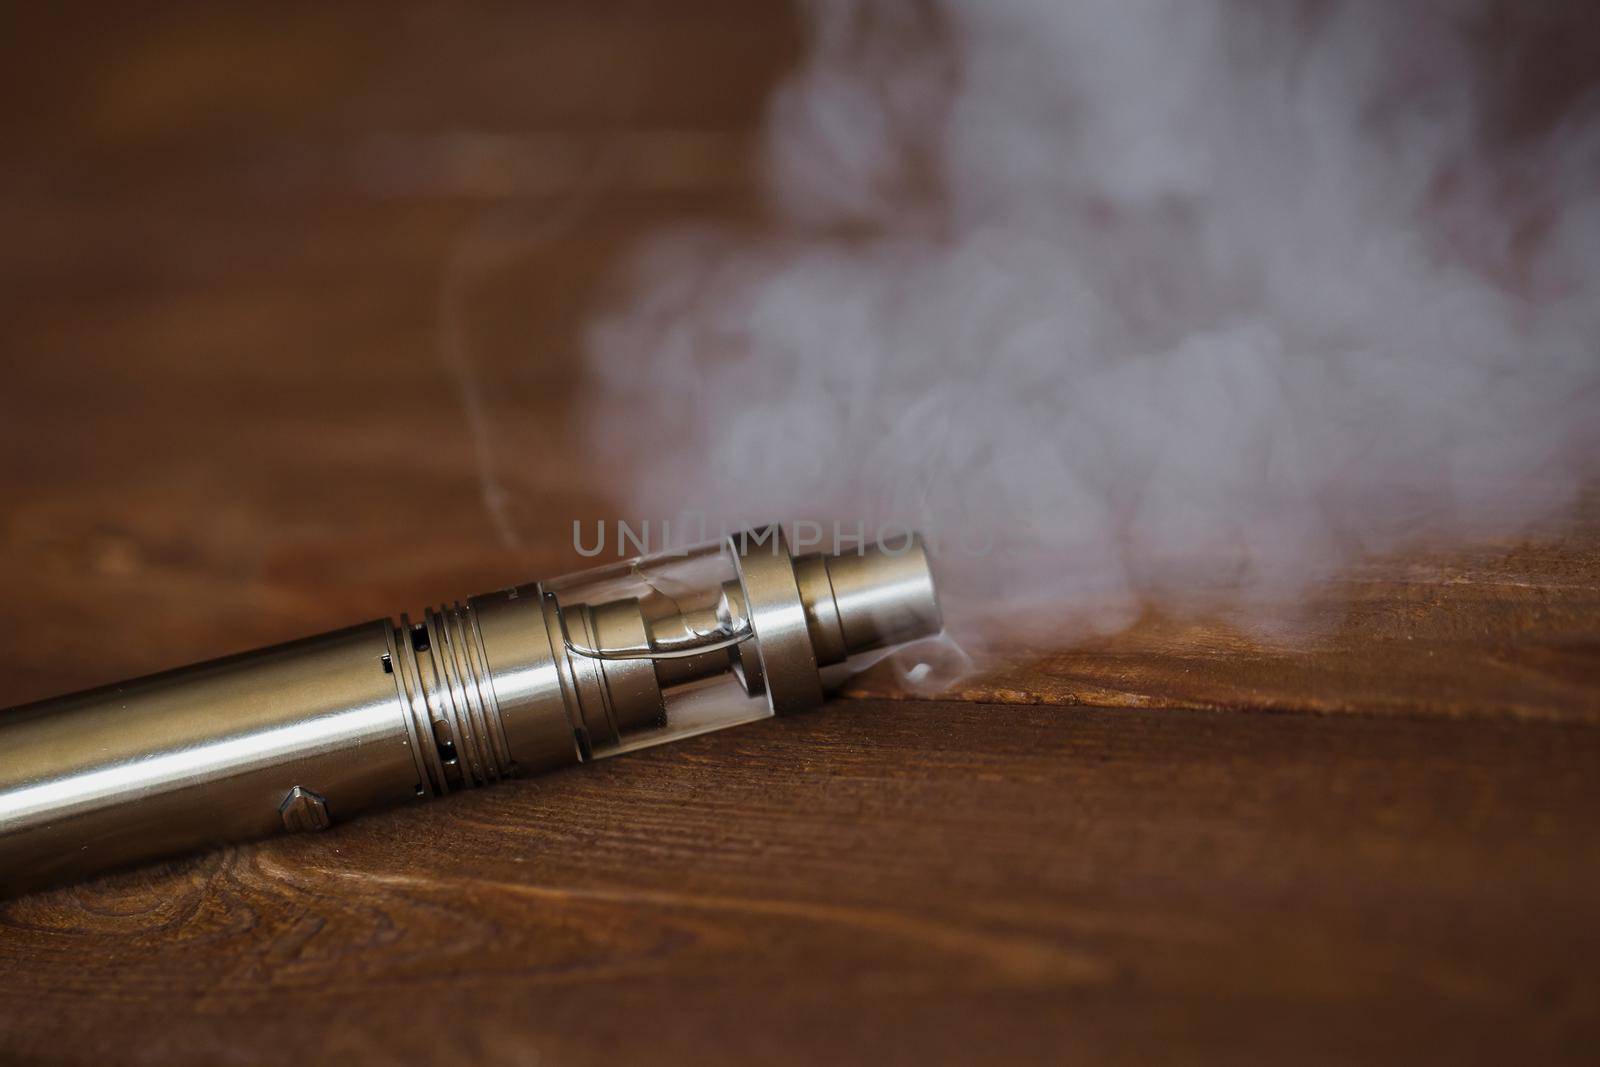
[{"xmin": 0, "ymin": 527, "xmax": 941, "ymax": 894}]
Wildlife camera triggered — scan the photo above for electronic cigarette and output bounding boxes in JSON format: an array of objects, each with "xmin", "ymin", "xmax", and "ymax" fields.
[{"xmin": 0, "ymin": 527, "xmax": 941, "ymax": 894}]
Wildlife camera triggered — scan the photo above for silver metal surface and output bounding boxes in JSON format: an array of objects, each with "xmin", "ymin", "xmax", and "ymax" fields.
[
  {"xmin": 0, "ymin": 527, "xmax": 943, "ymax": 894},
  {"xmin": 817, "ymin": 535, "xmax": 944, "ymax": 656},
  {"xmin": 279, "ymin": 786, "xmax": 331, "ymax": 832},
  {"xmin": 0, "ymin": 622, "xmax": 424, "ymax": 892},
  {"xmin": 732, "ymin": 527, "xmax": 825, "ymax": 714}
]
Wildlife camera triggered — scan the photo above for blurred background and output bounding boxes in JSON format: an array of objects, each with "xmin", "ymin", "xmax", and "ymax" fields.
[
  {"xmin": 0, "ymin": 2, "xmax": 803, "ymax": 704},
  {"xmin": 2, "ymin": 0, "xmax": 1596, "ymax": 713}
]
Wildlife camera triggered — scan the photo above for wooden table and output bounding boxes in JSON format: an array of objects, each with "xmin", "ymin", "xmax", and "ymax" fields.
[{"xmin": 2, "ymin": 5, "xmax": 1597, "ymax": 1063}]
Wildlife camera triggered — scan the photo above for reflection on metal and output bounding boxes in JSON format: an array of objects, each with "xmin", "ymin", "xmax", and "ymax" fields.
[
  {"xmin": 0, "ymin": 527, "xmax": 942, "ymax": 894},
  {"xmin": 278, "ymin": 786, "xmax": 331, "ymax": 833}
]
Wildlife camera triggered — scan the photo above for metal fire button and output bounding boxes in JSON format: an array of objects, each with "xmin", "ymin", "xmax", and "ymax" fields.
[{"xmin": 279, "ymin": 786, "xmax": 332, "ymax": 832}]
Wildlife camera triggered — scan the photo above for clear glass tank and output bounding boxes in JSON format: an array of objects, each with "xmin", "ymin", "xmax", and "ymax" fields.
[{"xmin": 540, "ymin": 528, "xmax": 943, "ymax": 758}]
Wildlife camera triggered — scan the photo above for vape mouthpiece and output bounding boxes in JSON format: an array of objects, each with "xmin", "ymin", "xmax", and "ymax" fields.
[{"xmin": 0, "ymin": 527, "xmax": 941, "ymax": 894}]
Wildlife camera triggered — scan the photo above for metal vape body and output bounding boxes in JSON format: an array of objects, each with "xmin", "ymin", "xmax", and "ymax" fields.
[{"xmin": 0, "ymin": 528, "xmax": 941, "ymax": 894}]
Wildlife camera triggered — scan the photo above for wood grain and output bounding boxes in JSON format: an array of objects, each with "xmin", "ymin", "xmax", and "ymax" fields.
[
  {"xmin": 848, "ymin": 503, "xmax": 1600, "ymax": 722},
  {"xmin": 3, "ymin": 700, "xmax": 1598, "ymax": 1066},
  {"xmin": 1, "ymin": 3, "xmax": 1599, "ymax": 1065}
]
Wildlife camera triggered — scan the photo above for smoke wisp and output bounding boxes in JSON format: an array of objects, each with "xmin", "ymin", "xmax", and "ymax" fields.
[{"xmin": 582, "ymin": 0, "xmax": 1600, "ymax": 657}]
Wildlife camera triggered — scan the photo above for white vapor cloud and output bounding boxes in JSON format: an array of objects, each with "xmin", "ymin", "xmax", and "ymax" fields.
[{"xmin": 583, "ymin": 0, "xmax": 1600, "ymax": 651}]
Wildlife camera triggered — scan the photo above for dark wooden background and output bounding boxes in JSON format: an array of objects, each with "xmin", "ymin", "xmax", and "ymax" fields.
[{"xmin": 1, "ymin": 4, "xmax": 1597, "ymax": 1064}]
